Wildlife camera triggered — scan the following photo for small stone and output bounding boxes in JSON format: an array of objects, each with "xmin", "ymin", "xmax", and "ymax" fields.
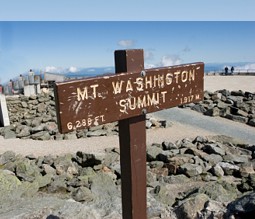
[
  {"xmin": 72, "ymin": 187, "xmax": 94, "ymax": 202},
  {"xmin": 211, "ymin": 164, "xmax": 224, "ymax": 177}
]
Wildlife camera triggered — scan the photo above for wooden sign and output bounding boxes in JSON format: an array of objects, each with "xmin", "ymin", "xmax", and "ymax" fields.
[
  {"xmin": 54, "ymin": 62, "xmax": 204, "ymax": 133},
  {"xmin": 54, "ymin": 49, "xmax": 204, "ymax": 219}
]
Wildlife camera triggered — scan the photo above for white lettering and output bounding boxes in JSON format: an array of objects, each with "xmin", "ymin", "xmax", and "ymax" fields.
[
  {"xmin": 126, "ymin": 80, "xmax": 133, "ymax": 92},
  {"xmin": 112, "ymin": 81, "xmax": 124, "ymax": 94},
  {"xmin": 77, "ymin": 87, "xmax": 88, "ymax": 101}
]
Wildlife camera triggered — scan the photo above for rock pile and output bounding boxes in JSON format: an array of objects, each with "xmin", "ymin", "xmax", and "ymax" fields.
[
  {"xmin": 182, "ymin": 89, "xmax": 255, "ymax": 127},
  {"xmin": 0, "ymin": 135, "xmax": 255, "ymax": 218},
  {"xmin": 0, "ymin": 92, "xmax": 170, "ymax": 140}
]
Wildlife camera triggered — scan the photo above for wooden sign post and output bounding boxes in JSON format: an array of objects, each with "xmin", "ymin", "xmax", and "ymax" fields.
[{"xmin": 54, "ymin": 49, "xmax": 204, "ymax": 219}]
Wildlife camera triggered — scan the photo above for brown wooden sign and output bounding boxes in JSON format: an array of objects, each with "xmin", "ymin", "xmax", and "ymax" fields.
[
  {"xmin": 54, "ymin": 49, "xmax": 204, "ymax": 219},
  {"xmin": 55, "ymin": 62, "xmax": 204, "ymax": 133}
]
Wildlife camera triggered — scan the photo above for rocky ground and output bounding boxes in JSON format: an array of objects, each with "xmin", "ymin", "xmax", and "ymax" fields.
[
  {"xmin": 182, "ymin": 89, "xmax": 255, "ymax": 127},
  {"xmin": 0, "ymin": 135, "xmax": 255, "ymax": 218},
  {"xmin": 0, "ymin": 89, "xmax": 255, "ymax": 218}
]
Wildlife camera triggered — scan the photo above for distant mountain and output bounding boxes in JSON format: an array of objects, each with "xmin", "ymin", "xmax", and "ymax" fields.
[
  {"xmin": 64, "ymin": 67, "xmax": 115, "ymax": 78},
  {"xmin": 7, "ymin": 62, "xmax": 255, "ymax": 84}
]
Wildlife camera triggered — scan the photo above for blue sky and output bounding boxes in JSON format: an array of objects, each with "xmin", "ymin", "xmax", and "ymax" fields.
[
  {"xmin": 0, "ymin": 0, "xmax": 255, "ymax": 21},
  {"xmin": 0, "ymin": 1, "xmax": 255, "ymax": 83},
  {"xmin": 0, "ymin": 21, "xmax": 255, "ymax": 83}
]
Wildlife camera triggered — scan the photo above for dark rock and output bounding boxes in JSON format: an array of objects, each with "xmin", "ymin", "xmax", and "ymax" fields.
[
  {"xmin": 204, "ymin": 107, "xmax": 220, "ymax": 117},
  {"xmin": 227, "ymin": 192, "xmax": 255, "ymax": 219},
  {"xmin": 74, "ymin": 151, "xmax": 101, "ymax": 167},
  {"xmin": 193, "ymin": 136, "xmax": 208, "ymax": 144},
  {"xmin": 147, "ymin": 145, "xmax": 163, "ymax": 162},
  {"xmin": 191, "ymin": 104, "xmax": 207, "ymax": 113},
  {"xmin": 202, "ymin": 143, "xmax": 226, "ymax": 156},
  {"xmin": 162, "ymin": 141, "xmax": 178, "ymax": 150},
  {"xmin": 231, "ymin": 90, "xmax": 245, "ymax": 96},
  {"xmin": 248, "ymin": 118, "xmax": 255, "ymax": 126},
  {"xmin": 226, "ymin": 114, "xmax": 248, "ymax": 123}
]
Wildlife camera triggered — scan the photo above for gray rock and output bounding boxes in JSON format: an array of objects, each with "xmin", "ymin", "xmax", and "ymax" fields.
[
  {"xmin": 202, "ymin": 143, "xmax": 226, "ymax": 156},
  {"xmin": 47, "ymin": 175, "xmax": 67, "ymax": 193},
  {"xmin": 164, "ymin": 174, "xmax": 190, "ymax": 184},
  {"xmin": 147, "ymin": 145, "xmax": 163, "ymax": 161},
  {"xmin": 16, "ymin": 125, "xmax": 31, "ymax": 138},
  {"xmin": 31, "ymin": 131, "xmax": 51, "ymax": 140},
  {"xmin": 15, "ymin": 158, "xmax": 42, "ymax": 182},
  {"xmin": 0, "ymin": 151, "xmax": 16, "ymax": 165},
  {"xmin": 225, "ymin": 114, "xmax": 248, "ymax": 123},
  {"xmin": 0, "ymin": 169, "xmax": 22, "ymax": 200},
  {"xmin": 211, "ymin": 163, "xmax": 224, "ymax": 177},
  {"xmin": 31, "ymin": 124, "xmax": 45, "ymax": 133},
  {"xmin": 199, "ymin": 182, "xmax": 238, "ymax": 203},
  {"xmin": 2, "ymin": 127, "xmax": 17, "ymax": 139},
  {"xmin": 42, "ymin": 164, "xmax": 57, "ymax": 175},
  {"xmin": 223, "ymin": 153, "xmax": 250, "ymax": 164},
  {"xmin": 204, "ymin": 107, "xmax": 220, "ymax": 117},
  {"xmin": 168, "ymin": 154, "xmax": 194, "ymax": 166},
  {"xmin": 191, "ymin": 104, "xmax": 207, "ymax": 113},
  {"xmin": 162, "ymin": 141, "xmax": 178, "ymax": 150},
  {"xmin": 71, "ymin": 186, "xmax": 94, "ymax": 202},
  {"xmin": 199, "ymin": 200, "xmax": 226, "ymax": 219},
  {"xmin": 31, "ymin": 117, "xmax": 43, "ymax": 127},
  {"xmin": 89, "ymin": 172, "xmax": 120, "ymax": 212},
  {"xmin": 179, "ymin": 163, "xmax": 203, "ymax": 177},
  {"xmin": 218, "ymin": 162, "xmax": 240, "ymax": 175},
  {"xmin": 174, "ymin": 193, "xmax": 209, "ymax": 219}
]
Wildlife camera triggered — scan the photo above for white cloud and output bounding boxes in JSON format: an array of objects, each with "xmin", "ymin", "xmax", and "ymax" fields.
[
  {"xmin": 44, "ymin": 66, "xmax": 62, "ymax": 73},
  {"xmin": 160, "ymin": 55, "xmax": 182, "ymax": 67},
  {"xmin": 118, "ymin": 40, "xmax": 135, "ymax": 48},
  {"xmin": 144, "ymin": 63, "xmax": 157, "ymax": 69},
  {"xmin": 236, "ymin": 63, "xmax": 255, "ymax": 71},
  {"xmin": 69, "ymin": 66, "xmax": 78, "ymax": 73}
]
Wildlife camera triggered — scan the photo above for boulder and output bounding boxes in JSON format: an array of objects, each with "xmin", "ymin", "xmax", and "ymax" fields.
[
  {"xmin": 174, "ymin": 193, "xmax": 209, "ymax": 219},
  {"xmin": 199, "ymin": 182, "xmax": 238, "ymax": 203},
  {"xmin": 179, "ymin": 163, "xmax": 203, "ymax": 177},
  {"xmin": 227, "ymin": 192, "xmax": 255, "ymax": 218}
]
